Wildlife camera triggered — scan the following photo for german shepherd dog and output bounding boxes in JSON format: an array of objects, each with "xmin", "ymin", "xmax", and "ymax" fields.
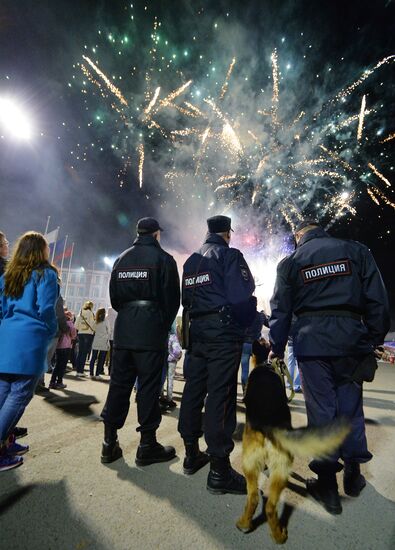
[{"xmin": 236, "ymin": 340, "xmax": 349, "ymax": 544}]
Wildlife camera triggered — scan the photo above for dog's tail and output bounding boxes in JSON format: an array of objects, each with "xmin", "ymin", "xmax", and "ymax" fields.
[{"xmin": 272, "ymin": 420, "xmax": 350, "ymax": 459}]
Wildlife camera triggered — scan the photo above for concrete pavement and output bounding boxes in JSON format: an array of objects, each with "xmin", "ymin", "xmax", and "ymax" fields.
[{"xmin": 0, "ymin": 362, "xmax": 394, "ymax": 550}]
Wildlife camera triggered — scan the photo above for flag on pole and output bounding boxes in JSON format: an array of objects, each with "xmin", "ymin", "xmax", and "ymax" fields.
[
  {"xmin": 45, "ymin": 227, "xmax": 59, "ymax": 245},
  {"xmin": 53, "ymin": 237, "xmax": 67, "ymax": 265}
]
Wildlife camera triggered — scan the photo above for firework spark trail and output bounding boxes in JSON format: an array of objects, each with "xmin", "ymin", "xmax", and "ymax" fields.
[
  {"xmin": 144, "ymin": 86, "xmax": 161, "ymax": 116},
  {"xmin": 292, "ymin": 158, "xmax": 326, "ymax": 168},
  {"xmin": 368, "ymin": 162, "xmax": 391, "ymax": 187},
  {"xmin": 304, "ymin": 170, "xmax": 345, "ymax": 180},
  {"xmin": 289, "ymin": 111, "xmax": 306, "ymax": 127},
  {"xmin": 271, "ymin": 49, "xmax": 279, "ymax": 124},
  {"xmin": 219, "ymin": 58, "xmax": 236, "ymax": 100},
  {"xmin": 138, "ymin": 144, "xmax": 144, "ymax": 188},
  {"xmin": 82, "ymin": 55, "xmax": 128, "ymax": 106},
  {"xmin": 367, "ymin": 187, "xmax": 380, "ymax": 205},
  {"xmin": 370, "ymin": 186, "xmax": 395, "ymax": 209},
  {"xmin": 222, "ymin": 122, "xmax": 243, "ymax": 153},
  {"xmin": 184, "ymin": 101, "xmax": 204, "ymax": 117},
  {"xmin": 319, "ymin": 145, "xmax": 355, "ymax": 172},
  {"xmin": 335, "ymin": 55, "xmax": 395, "ymax": 101},
  {"xmin": 159, "ymin": 80, "xmax": 192, "ymax": 108},
  {"xmin": 357, "ymin": 95, "xmax": 366, "ymax": 142},
  {"xmin": 381, "ymin": 132, "xmax": 395, "ymax": 143}
]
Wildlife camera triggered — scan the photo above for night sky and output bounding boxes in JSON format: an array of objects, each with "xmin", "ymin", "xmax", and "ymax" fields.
[{"xmin": 0, "ymin": 0, "xmax": 394, "ymax": 309}]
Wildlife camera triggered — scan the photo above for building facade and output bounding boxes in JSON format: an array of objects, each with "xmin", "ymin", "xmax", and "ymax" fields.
[{"xmin": 62, "ymin": 268, "xmax": 111, "ymax": 315}]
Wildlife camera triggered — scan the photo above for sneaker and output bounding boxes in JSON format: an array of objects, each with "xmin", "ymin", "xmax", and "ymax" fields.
[
  {"xmin": 0, "ymin": 453, "xmax": 23, "ymax": 472},
  {"xmin": 48, "ymin": 382, "xmax": 56, "ymax": 389},
  {"xmin": 167, "ymin": 399, "xmax": 177, "ymax": 409},
  {"xmin": 7, "ymin": 441, "xmax": 29, "ymax": 456},
  {"xmin": 95, "ymin": 375, "xmax": 103, "ymax": 380},
  {"xmin": 55, "ymin": 383, "xmax": 67, "ymax": 390},
  {"xmin": 13, "ymin": 427, "xmax": 28, "ymax": 439}
]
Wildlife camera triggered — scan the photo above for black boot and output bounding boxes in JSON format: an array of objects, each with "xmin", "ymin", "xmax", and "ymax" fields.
[
  {"xmin": 207, "ymin": 456, "xmax": 247, "ymax": 495},
  {"xmin": 343, "ymin": 462, "xmax": 366, "ymax": 497},
  {"xmin": 135, "ymin": 431, "xmax": 176, "ymax": 466},
  {"xmin": 101, "ymin": 425, "xmax": 123, "ymax": 464},
  {"xmin": 306, "ymin": 474, "xmax": 342, "ymax": 515},
  {"xmin": 183, "ymin": 441, "xmax": 210, "ymax": 475}
]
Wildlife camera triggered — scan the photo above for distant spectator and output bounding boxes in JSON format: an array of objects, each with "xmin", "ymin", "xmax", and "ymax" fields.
[
  {"xmin": 106, "ymin": 307, "xmax": 117, "ymax": 375},
  {"xmin": 90, "ymin": 308, "xmax": 110, "ymax": 379},
  {"xmin": 49, "ymin": 310, "xmax": 77, "ymax": 390},
  {"xmin": 75, "ymin": 301, "xmax": 95, "ymax": 376},
  {"xmin": 161, "ymin": 324, "xmax": 183, "ymax": 410},
  {"xmin": 0, "ymin": 232, "xmax": 58, "ymax": 472}
]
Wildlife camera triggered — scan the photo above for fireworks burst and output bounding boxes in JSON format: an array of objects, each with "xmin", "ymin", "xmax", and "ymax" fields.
[{"xmin": 74, "ymin": 6, "xmax": 394, "ymax": 237}]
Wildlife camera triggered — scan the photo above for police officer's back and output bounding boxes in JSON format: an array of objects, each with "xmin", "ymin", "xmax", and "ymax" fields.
[
  {"xmin": 101, "ymin": 217, "xmax": 180, "ymax": 466},
  {"xmin": 178, "ymin": 215, "xmax": 256, "ymax": 495},
  {"xmin": 269, "ymin": 220, "xmax": 390, "ymax": 514}
]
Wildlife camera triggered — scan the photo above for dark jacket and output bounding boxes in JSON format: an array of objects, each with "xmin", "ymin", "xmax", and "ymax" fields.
[
  {"xmin": 182, "ymin": 233, "xmax": 256, "ymax": 342},
  {"xmin": 110, "ymin": 234, "xmax": 180, "ymax": 350},
  {"xmin": 269, "ymin": 227, "xmax": 390, "ymax": 357},
  {"xmin": 244, "ymin": 310, "xmax": 268, "ymax": 344}
]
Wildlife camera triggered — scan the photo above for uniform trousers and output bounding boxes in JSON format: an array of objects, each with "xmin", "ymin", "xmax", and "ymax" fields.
[
  {"xmin": 298, "ymin": 356, "xmax": 372, "ymax": 475},
  {"xmin": 101, "ymin": 348, "xmax": 166, "ymax": 433},
  {"xmin": 178, "ymin": 340, "xmax": 242, "ymax": 458}
]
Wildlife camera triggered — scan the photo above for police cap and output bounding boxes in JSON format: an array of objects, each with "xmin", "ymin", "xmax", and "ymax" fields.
[
  {"xmin": 136, "ymin": 217, "xmax": 164, "ymax": 234},
  {"xmin": 294, "ymin": 219, "xmax": 321, "ymax": 234},
  {"xmin": 207, "ymin": 215, "xmax": 233, "ymax": 233}
]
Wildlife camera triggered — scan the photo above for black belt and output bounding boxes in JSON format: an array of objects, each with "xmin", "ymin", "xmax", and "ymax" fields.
[
  {"xmin": 191, "ymin": 311, "xmax": 221, "ymax": 320},
  {"xmin": 297, "ymin": 309, "xmax": 362, "ymax": 321},
  {"xmin": 124, "ymin": 300, "xmax": 157, "ymax": 307}
]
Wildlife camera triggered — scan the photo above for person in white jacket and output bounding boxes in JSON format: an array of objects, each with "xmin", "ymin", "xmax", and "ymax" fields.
[
  {"xmin": 75, "ymin": 301, "xmax": 95, "ymax": 376},
  {"xmin": 106, "ymin": 307, "xmax": 117, "ymax": 375},
  {"xmin": 89, "ymin": 308, "xmax": 110, "ymax": 378}
]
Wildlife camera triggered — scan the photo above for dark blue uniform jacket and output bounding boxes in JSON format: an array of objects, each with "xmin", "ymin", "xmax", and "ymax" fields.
[
  {"xmin": 182, "ymin": 233, "xmax": 256, "ymax": 342},
  {"xmin": 269, "ymin": 227, "xmax": 390, "ymax": 357},
  {"xmin": 110, "ymin": 234, "xmax": 180, "ymax": 350}
]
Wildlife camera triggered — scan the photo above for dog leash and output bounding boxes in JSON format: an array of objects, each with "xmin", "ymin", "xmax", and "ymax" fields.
[{"xmin": 271, "ymin": 358, "xmax": 295, "ymax": 402}]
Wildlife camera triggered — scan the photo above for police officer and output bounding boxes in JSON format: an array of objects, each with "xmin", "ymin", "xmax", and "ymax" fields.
[
  {"xmin": 269, "ymin": 220, "xmax": 390, "ymax": 514},
  {"xmin": 101, "ymin": 217, "xmax": 180, "ymax": 465},
  {"xmin": 178, "ymin": 215, "xmax": 256, "ymax": 494}
]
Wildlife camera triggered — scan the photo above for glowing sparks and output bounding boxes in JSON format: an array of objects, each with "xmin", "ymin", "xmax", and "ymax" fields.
[
  {"xmin": 222, "ymin": 122, "xmax": 243, "ymax": 153},
  {"xmin": 357, "ymin": 95, "xmax": 366, "ymax": 142},
  {"xmin": 159, "ymin": 80, "xmax": 192, "ymax": 107},
  {"xmin": 82, "ymin": 55, "xmax": 128, "ymax": 106},
  {"xmin": 368, "ymin": 163, "xmax": 391, "ymax": 187},
  {"xmin": 335, "ymin": 55, "xmax": 395, "ymax": 101},
  {"xmin": 380, "ymin": 132, "xmax": 395, "ymax": 144},
  {"xmin": 271, "ymin": 49, "xmax": 279, "ymax": 123},
  {"xmin": 219, "ymin": 57, "xmax": 236, "ymax": 100},
  {"xmin": 367, "ymin": 187, "xmax": 380, "ymax": 205},
  {"xmin": 138, "ymin": 144, "xmax": 144, "ymax": 188},
  {"xmin": 144, "ymin": 86, "xmax": 161, "ymax": 116}
]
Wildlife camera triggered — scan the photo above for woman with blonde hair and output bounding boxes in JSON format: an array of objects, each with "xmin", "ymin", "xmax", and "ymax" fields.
[
  {"xmin": 75, "ymin": 300, "xmax": 95, "ymax": 376},
  {"xmin": 89, "ymin": 308, "xmax": 110, "ymax": 379},
  {"xmin": 0, "ymin": 232, "xmax": 59, "ymax": 471}
]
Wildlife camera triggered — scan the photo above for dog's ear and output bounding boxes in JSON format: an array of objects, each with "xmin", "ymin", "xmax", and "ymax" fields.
[{"xmin": 252, "ymin": 339, "xmax": 270, "ymax": 364}]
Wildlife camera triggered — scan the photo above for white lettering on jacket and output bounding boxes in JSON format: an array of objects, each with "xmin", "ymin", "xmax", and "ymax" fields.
[
  {"xmin": 117, "ymin": 269, "xmax": 149, "ymax": 280},
  {"xmin": 301, "ymin": 260, "xmax": 351, "ymax": 283},
  {"xmin": 183, "ymin": 272, "xmax": 212, "ymax": 287}
]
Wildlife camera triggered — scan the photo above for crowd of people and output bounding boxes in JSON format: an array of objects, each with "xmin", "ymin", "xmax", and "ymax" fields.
[{"xmin": 0, "ymin": 216, "xmax": 390, "ymax": 518}]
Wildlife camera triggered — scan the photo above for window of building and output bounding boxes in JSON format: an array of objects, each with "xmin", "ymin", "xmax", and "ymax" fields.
[
  {"xmin": 92, "ymin": 287, "xmax": 100, "ymax": 298},
  {"xmin": 68, "ymin": 287, "xmax": 74, "ymax": 297},
  {"xmin": 77, "ymin": 287, "xmax": 84, "ymax": 297}
]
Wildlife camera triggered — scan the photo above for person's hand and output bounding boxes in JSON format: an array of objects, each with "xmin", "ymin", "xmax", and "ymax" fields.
[{"xmin": 374, "ymin": 346, "xmax": 384, "ymax": 359}]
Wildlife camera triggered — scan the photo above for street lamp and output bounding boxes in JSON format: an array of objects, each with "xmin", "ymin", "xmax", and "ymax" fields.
[{"xmin": 0, "ymin": 97, "xmax": 33, "ymax": 140}]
